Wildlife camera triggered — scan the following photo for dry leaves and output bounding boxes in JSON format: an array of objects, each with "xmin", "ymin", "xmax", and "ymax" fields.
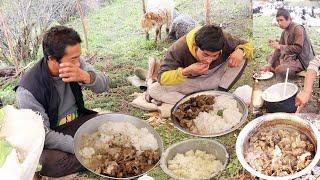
[{"xmin": 143, "ymin": 112, "xmax": 174, "ymax": 128}]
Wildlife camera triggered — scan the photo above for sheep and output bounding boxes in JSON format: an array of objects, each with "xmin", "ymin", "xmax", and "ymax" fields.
[
  {"xmin": 167, "ymin": 10, "xmax": 197, "ymax": 41},
  {"xmin": 140, "ymin": 0, "xmax": 174, "ymax": 43}
]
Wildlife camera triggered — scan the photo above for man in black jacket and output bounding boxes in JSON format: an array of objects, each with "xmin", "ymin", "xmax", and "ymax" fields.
[{"xmin": 15, "ymin": 26, "xmax": 109, "ymax": 177}]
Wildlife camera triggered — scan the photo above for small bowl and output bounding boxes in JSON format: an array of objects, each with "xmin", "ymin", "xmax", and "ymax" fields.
[
  {"xmin": 160, "ymin": 138, "xmax": 229, "ymax": 179},
  {"xmin": 262, "ymin": 82, "xmax": 298, "ymax": 113},
  {"xmin": 253, "ymin": 71, "xmax": 274, "ymax": 80}
]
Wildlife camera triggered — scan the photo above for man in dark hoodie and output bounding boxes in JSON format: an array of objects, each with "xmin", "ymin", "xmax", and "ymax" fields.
[{"xmin": 15, "ymin": 26, "xmax": 109, "ymax": 177}]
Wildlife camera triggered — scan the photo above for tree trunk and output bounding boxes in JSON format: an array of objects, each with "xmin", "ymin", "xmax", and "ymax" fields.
[{"xmin": 204, "ymin": 0, "xmax": 211, "ymax": 25}]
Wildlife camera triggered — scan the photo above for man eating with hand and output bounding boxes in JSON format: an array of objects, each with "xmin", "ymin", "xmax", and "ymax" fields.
[
  {"xmin": 260, "ymin": 8, "xmax": 314, "ymax": 78},
  {"xmin": 146, "ymin": 25, "xmax": 253, "ymax": 104},
  {"xmin": 15, "ymin": 26, "xmax": 109, "ymax": 177}
]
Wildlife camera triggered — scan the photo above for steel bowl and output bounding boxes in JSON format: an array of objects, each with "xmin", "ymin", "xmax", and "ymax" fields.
[
  {"xmin": 74, "ymin": 113, "xmax": 164, "ymax": 179},
  {"xmin": 236, "ymin": 113, "xmax": 320, "ymax": 180},
  {"xmin": 171, "ymin": 90, "xmax": 248, "ymax": 137},
  {"xmin": 160, "ymin": 138, "xmax": 229, "ymax": 179},
  {"xmin": 262, "ymin": 82, "xmax": 299, "ymax": 113}
]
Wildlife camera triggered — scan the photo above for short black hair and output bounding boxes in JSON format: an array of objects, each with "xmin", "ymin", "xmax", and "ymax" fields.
[
  {"xmin": 195, "ymin": 25, "xmax": 224, "ymax": 52},
  {"xmin": 42, "ymin": 26, "xmax": 81, "ymax": 62},
  {"xmin": 276, "ymin": 8, "xmax": 291, "ymax": 20}
]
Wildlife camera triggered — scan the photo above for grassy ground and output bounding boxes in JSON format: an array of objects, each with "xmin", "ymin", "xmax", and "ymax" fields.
[{"xmin": 1, "ymin": 0, "xmax": 320, "ymax": 179}]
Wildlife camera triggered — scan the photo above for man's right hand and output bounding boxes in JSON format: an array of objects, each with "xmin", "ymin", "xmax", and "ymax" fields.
[
  {"xmin": 182, "ymin": 63, "xmax": 209, "ymax": 77},
  {"xmin": 260, "ymin": 63, "xmax": 273, "ymax": 72},
  {"xmin": 295, "ymin": 90, "xmax": 312, "ymax": 113}
]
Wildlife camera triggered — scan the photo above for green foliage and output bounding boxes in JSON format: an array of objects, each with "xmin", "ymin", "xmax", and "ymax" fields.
[{"xmin": 0, "ymin": 139, "xmax": 13, "ymax": 168}]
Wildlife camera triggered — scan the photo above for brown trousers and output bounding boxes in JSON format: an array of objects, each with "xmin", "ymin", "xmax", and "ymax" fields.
[
  {"xmin": 39, "ymin": 113, "xmax": 98, "ymax": 177},
  {"xmin": 268, "ymin": 53, "xmax": 304, "ymax": 79}
]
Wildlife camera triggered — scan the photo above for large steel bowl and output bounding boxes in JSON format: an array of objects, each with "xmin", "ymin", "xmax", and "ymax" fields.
[
  {"xmin": 171, "ymin": 90, "xmax": 248, "ymax": 137},
  {"xmin": 236, "ymin": 113, "xmax": 320, "ymax": 180},
  {"xmin": 160, "ymin": 138, "xmax": 229, "ymax": 179},
  {"xmin": 74, "ymin": 113, "xmax": 164, "ymax": 179}
]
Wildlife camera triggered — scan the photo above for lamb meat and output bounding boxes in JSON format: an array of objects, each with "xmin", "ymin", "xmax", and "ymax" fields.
[{"xmin": 245, "ymin": 127, "xmax": 315, "ymax": 176}]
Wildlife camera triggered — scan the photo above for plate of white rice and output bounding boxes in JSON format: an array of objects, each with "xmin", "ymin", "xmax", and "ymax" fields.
[{"xmin": 171, "ymin": 90, "xmax": 248, "ymax": 137}]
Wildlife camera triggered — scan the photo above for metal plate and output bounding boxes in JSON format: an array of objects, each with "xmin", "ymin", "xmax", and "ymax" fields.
[
  {"xmin": 74, "ymin": 113, "xmax": 164, "ymax": 179},
  {"xmin": 171, "ymin": 90, "xmax": 248, "ymax": 137},
  {"xmin": 160, "ymin": 138, "xmax": 229, "ymax": 179},
  {"xmin": 253, "ymin": 71, "xmax": 274, "ymax": 80},
  {"xmin": 236, "ymin": 113, "xmax": 320, "ymax": 180}
]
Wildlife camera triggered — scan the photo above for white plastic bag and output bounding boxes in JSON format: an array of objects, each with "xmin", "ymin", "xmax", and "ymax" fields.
[
  {"xmin": 0, "ymin": 106, "xmax": 45, "ymax": 180},
  {"xmin": 233, "ymin": 85, "xmax": 252, "ymax": 105}
]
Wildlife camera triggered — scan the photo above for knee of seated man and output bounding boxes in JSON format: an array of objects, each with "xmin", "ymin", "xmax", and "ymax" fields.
[{"xmin": 275, "ymin": 67, "xmax": 297, "ymax": 79}]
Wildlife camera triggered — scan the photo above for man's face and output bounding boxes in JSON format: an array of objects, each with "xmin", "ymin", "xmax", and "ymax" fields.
[
  {"xmin": 196, "ymin": 47, "xmax": 222, "ymax": 65},
  {"xmin": 276, "ymin": 16, "xmax": 291, "ymax": 29},
  {"xmin": 48, "ymin": 43, "xmax": 81, "ymax": 76}
]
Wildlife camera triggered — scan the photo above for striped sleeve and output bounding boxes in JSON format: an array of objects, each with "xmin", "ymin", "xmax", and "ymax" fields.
[{"xmin": 307, "ymin": 55, "xmax": 320, "ymax": 75}]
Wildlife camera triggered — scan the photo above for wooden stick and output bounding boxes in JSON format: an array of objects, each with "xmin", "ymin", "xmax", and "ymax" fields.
[
  {"xmin": 76, "ymin": 0, "xmax": 89, "ymax": 54},
  {"xmin": 0, "ymin": 4, "xmax": 20, "ymax": 74},
  {"xmin": 142, "ymin": 0, "xmax": 146, "ymax": 14},
  {"xmin": 204, "ymin": 0, "xmax": 211, "ymax": 25}
]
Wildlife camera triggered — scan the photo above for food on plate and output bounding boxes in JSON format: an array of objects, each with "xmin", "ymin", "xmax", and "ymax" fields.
[
  {"xmin": 79, "ymin": 121, "xmax": 160, "ymax": 178},
  {"xmin": 245, "ymin": 127, "xmax": 315, "ymax": 176},
  {"xmin": 168, "ymin": 149, "xmax": 224, "ymax": 179},
  {"xmin": 173, "ymin": 95, "xmax": 243, "ymax": 135},
  {"xmin": 253, "ymin": 71, "xmax": 273, "ymax": 80}
]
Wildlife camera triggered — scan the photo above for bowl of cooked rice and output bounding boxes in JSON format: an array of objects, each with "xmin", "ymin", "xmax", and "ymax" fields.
[
  {"xmin": 236, "ymin": 113, "xmax": 320, "ymax": 180},
  {"xmin": 74, "ymin": 113, "xmax": 164, "ymax": 179},
  {"xmin": 171, "ymin": 90, "xmax": 248, "ymax": 137},
  {"xmin": 160, "ymin": 138, "xmax": 229, "ymax": 179}
]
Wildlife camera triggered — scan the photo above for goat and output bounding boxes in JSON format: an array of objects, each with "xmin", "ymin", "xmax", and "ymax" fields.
[{"xmin": 140, "ymin": 0, "xmax": 174, "ymax": 43}]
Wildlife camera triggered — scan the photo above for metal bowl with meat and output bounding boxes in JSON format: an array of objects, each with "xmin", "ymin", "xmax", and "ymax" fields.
[
  {"xmin": 171, "ymin": 90, "xmax": 248, "ymax": 137},
  {"xmin": 74, "ymin": 113, "xmax": 164, "ymax": 179},
  {"xmin": 236, "ymin": 113, "xmax": 320, "ymax": 180}
]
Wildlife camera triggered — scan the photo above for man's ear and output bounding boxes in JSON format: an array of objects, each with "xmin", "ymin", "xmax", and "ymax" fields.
[
  {"xmin": 48, "ymin": 55, "xmax": 58, "ymax": 63},
  {"xmin": 194, "ymin": 44, "xmax": 199, "ymax": 51}
]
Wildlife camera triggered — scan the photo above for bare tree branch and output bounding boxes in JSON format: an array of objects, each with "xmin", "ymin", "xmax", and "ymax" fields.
[{"xmin": 0, "ymin": 3, "xmax": 19, "ymax": 74}]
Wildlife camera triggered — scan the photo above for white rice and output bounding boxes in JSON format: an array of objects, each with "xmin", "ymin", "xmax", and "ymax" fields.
[
  {"xmin": 168, "ymin": 150, "xmax": 224, "ymax": 179},
  {"xmin": 193, "ymin": 95, "xmax": 243, "ymax": 135},
  {"xmin": 213, "ymin": 95, "xmax": 238, "ymax": 110},
  {"xmin": 97, "ymin": 121, "xmax": 159, "ymax": 152}
]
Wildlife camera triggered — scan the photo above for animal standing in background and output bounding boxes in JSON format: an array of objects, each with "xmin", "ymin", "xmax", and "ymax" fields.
[
  {"xmin": 168, "ymin": 10, "xmax": 197, "ymax": 41},
  {"xmin": 141, "ymin": 0, "xmax": 175, "ymax": 43}
]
